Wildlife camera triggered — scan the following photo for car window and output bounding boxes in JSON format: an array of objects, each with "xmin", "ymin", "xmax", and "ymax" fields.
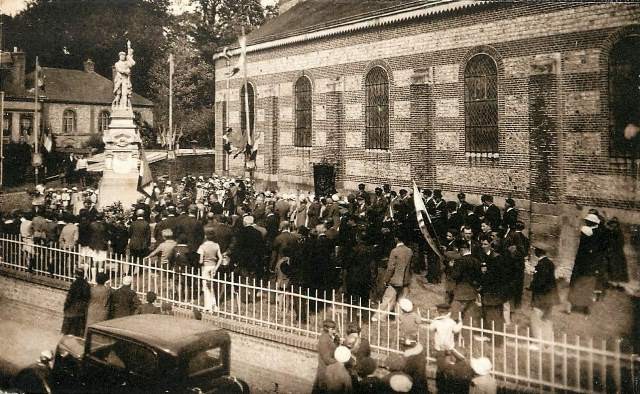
[
  {"xmin": 88, "ymin": 333, "xmax": 157, "ymax": 377},
  {"xmin": 186, "ymin": 347, "xmax": 222, "ymax": 377}
]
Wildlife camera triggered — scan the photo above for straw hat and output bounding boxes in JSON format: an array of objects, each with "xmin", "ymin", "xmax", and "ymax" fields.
[
  {"xmin": 389, "ymin": 373, "xmax": 413, "ymax": 392},
  {"xmin": 398, "ymin": 298, "xmax": 413, "ymax": 313},
  {"xmin": 470, "ymin": 357, "xmax": 492, "ymax": 376},
  {"xmin": 584, "ymin": 213, "xmax": 600, "ymax": 224},
  {"xmin": 334, "ymin": 346, "xmax": 351, "ymax": 363}
]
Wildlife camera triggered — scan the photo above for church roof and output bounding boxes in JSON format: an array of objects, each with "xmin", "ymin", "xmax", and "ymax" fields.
[
  {"xmin": 240, "ymin": 0, "xmax": 491, "ymax": 49},
  {"xmin": 28, "ymin": 67, "xmax": 153, "ymax": 107}
]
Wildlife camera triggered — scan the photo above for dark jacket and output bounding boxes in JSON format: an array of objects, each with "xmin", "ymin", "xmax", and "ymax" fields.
[
  {"xmin": 271, "ymin": 231, "xmax": 299, "ymax": 268},
  {"xmin": 479, "ymin": 251, "xmax": 508, "ymax": 305},
  {"xmin": 63, "ymin": 277, "xmax": 91, "ymax": 318},
  {"xmin": 530, "ymin": 256, "xmax": 560, "ymax": 309},
  {"xmin": 128, "ymin": 218, "xmax": 151, "ymax": 251},
  {"xmin": 110, "ymin": 285, "xmax": 140, "ymax": 319},
  {"xmin": 403, "ymin": 343, "xmax": 429, "ymax": 393},
  {"xmin": 452, "ymin": 254, "xmax": 481, "ymax": 301},
  {"xmin": 88, "ymin": 220, "xmax": 110, "ymax": 251},
  {"xmin": 502, "ymin": 208, "xmax": 518, "ymax": 230},
  {"xmin": 174, "ymin": 215, "xmax": 204, "ymax": 253},
  {"xmin": 230, "ymin": 225, "xmax": 266, "ymax": 276}
]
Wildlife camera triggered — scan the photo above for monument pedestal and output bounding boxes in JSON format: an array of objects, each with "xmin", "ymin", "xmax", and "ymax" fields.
[{"xmin": 97, "ymin": 108, "xmax": 143, "ymax": 210}]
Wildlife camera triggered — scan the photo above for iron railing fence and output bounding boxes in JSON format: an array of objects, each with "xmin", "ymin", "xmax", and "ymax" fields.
[{"xmin": 0, "ymin": 234, "xmax": 638, "ymax": 393}]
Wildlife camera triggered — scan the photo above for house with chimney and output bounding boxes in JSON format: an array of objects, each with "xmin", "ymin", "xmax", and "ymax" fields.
[{"xmin": 1, "ymin": 49, "xmax": 154, "ymax": 150}]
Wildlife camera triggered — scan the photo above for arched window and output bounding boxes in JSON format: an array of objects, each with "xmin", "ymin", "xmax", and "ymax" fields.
[
  {"xmin": 294, "ymin": 77, "xmax": 312, "ymax": 147},
  {"xmin": 240, "ymin": 83, "xmax": 255, "ymax": 140},
  {"xmin": 98, "ymin": 110, "xmax": 110, "ymax": 133},
  {"xmin": 63, "ymin": 109, "xmax": 76, "ymax": 134},
  {"xmin": 365, "ymin": 67, "xmax": 389, "ymax": 150},
  {"xmin": 464, "ymin": 54, "xmax": 498, "ymax": 153},
  {"xmin": 609, "ymin": 34, "xmax": 640, "ymax": 157}
]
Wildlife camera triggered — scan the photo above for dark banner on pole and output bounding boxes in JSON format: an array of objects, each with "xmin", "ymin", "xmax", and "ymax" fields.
[{"xmin": 313, "ymin": 163, "xmax": 336, "ymax": 197}]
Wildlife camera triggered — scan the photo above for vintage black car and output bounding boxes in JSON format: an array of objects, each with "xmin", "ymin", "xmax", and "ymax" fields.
[{"xmin": 13, "ymin": 314, "xmax": 250, "ymax": 393}]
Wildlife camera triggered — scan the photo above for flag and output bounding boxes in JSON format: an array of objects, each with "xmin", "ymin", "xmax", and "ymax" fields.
[
  {"xmin": 43, "ymin": 130, "xmax": 53, "ymax": 152},
  {"xmin": 413, "ymin": 181, "xmax": 444, "ymax": 260},
  {"xmin": 168, "ymin": 53, "xmax": 174, "ymax": 77},
  {"xmin": 225, "ymin": 35, "xmax": 246, "ymax": 79},
  {"xmin": 224, "ymin": 127, "xmax": 248, "ymax": 159},
  {"xmin": 138, "ymin": 147, "xmax": 154, "ymax": 197}
]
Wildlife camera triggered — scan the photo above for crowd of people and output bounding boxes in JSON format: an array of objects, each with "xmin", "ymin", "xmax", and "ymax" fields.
[{"xmin": 1, "ymin": 175, "xmax": 630, "ymax": 325}]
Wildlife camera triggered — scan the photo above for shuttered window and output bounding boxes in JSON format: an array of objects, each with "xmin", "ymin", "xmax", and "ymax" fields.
[
  {"xmin": 464, "ymin": 54, "xmax": 498, "ymax": 153},
  {"xmin": 365, "ymin": 67, "xmax": 389, "ymax": 150},
  {"xmin": 294, "ymin": 77, "xmax": 312, "ymax": 147}
]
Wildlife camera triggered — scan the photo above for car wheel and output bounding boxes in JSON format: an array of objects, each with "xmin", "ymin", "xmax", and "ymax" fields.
[{"xmin": 13, "ymin": 370, "xmax": 51, "ymax": 394}]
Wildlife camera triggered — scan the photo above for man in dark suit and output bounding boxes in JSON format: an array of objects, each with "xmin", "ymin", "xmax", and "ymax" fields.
[
  {"xmin": 503, "ymin": 221, "xmax": 529, "ymax": 311},
  {"xmin": 446, "ymin": 201, "xmax": 464, "ymax": 233},
  {"xmin": 427, "ymin": 189, "xmax": 448, "ymax": 241},
  {"xmin": 174, "ymin": 204, "xmax": 204, "ymax": 266},
  {"xmin": 270, "ymin": 221, "xmax": 299, "ymax": 273},
  {"xmin": 128, "ymin": 209, "xmax": 151, "ymax": 263},
  {"xmin": 502, "ymin": 198, "xmax": 518, "ymax": 232},
  {"xmin": 450, "ymin": 241, "xmax": 482, "ymax": 324},
  {"xmin": 456, "ymin": 192, "xmax": 474, "ymax": 217},
  {"xmin": 154, "ymin": 205, "xmax": 179, "ymax": 244},
  {"xmin": 229, "ymin": 215, "xmax": 267, "ymax": 279},
  {"xmin": 475, "ymin": 195, "xmax": 501, "ymax": 231},
  {"xmin": 529, "ymin": 246, "xmax": 560, "ymax": 320},
  {"xmin": 477, "ymin": 235, "xmax": 508, "ymax": 342},
  {"xmin": 111, "ymin": 276, "xmax": 140, "ymax": 319},
  {"xmin": 88, "ymin": 212, "xmax": 110, "ymax": 282}
]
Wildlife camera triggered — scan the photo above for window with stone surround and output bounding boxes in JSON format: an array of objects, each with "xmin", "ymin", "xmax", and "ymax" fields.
[
  {"xmin": 20, "ymin": 113, "xmax": 34, "ymax": 137},
  {"xmin": 98, "ymin": 110, "xmax": 110, "ymax": 133},
  {"xmin": 62, "ymin": 109, "xmax": 76, "ymax": 134},
  {"xmin": 464, "ymin": 54, "xmax": 498, "ymax": 153},
  {"xmin": 294, "ymin": 76, "xmax": 312, "ymax": 147},
  {"xmin": 3, "ymin": 112, "xmax": 11, "ymax": 137},
  {"xmin": 365, "ymin": 67, "xmax": 389, "ymax": 150},
  {"xmin": 240, "ymin": 83, "xmax": 255, "ymax": 141},
  {"xmin": 608, "ymin": 34, "xmax": 640, "ymax": 158}
]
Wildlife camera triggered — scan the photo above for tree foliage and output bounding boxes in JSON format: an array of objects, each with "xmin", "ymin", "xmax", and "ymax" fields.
[{"xmin": 2, "ymin": 0, "xmax": 278, "ymax": 147}]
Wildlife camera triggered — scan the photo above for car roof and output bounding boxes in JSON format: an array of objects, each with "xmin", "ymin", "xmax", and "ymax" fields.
[{"xmin": 90, "ymin": 315, "xmax": 229, "ymax": 357}]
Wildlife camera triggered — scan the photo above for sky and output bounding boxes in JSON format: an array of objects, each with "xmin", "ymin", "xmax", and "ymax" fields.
[{"xmin": 0, "ymin": 0, "xmax": 278, "ymax": 16}]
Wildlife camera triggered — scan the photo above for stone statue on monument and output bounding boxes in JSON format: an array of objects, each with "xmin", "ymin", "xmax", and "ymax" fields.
[{"xmin": 112, "ymin": 40, "xmax": 136, "ymax": 109}]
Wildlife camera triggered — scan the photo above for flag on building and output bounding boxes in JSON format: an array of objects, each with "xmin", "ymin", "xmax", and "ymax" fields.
[
  {"xmin": 413, "ymin": 181, "xmax": 444, "ymax": 260},
  {"xmin": 42, "ymin": 129, "xmax": 53, "ymax": 152},
  {"xmin": 224, "ymin": 127, "xmax": 248, "ymax": 159}
]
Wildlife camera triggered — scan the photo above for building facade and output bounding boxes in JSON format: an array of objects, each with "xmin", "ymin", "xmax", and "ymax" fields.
[
  {"xmin": 1, "ymin": 53, "xmax": 153, "ymax": 150},
  {"xmin": 213, "ymin": 1, "xmax": 640, "ymax": 272}
]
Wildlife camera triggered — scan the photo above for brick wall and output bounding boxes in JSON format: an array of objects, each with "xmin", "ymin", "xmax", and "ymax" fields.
[{"xmin": 213, "ymin": 2, "xmax": 640, "ymax": 270}]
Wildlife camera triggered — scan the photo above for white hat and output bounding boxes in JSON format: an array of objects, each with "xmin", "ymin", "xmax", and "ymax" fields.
[
  {"xmin": 166, "ymin": 180, "xmax": 172, "ymax": 185},
  {"xmin": 470, "ymin": 357, "xmax": 492, "ymax": 376},
  {"xmin": 122, "ymin": 276, "xmax": 133, "ymax": 286},
  {"xmin": 398, "ymin": 298, "xmax": 413, "ymax": 313},
  {"xmin": 242, "ymin": 215, "xmax": 254, "ymax": 226},
  {"xmin": 331, "ymin": 194, "xmax": 340, "ymax": 202},
  {"xmin": 334, "ymin": 346, "xmax": 351, "ymax": 363},
  {"xmin": 584, "ymin": 213, "xmax": 600, "ymax": 224},
  {"xmin": 389, "ymin": 374, "xmax": 413, "ymax": 392}
]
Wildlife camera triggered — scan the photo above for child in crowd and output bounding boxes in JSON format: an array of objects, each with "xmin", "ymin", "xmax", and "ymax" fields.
[
  {"xmin": 470, "ymin": 357, "xmax": 497, "ymax": 394},
  {"xmin": 398, "ymin": 298, "xmax": 422, "ymax": 345},
  {"xmin": 429, "ymin": 303, "xmax": 463, "ymax": 353}
]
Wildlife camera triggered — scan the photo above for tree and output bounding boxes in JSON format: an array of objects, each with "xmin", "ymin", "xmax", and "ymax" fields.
[{"xmin": 9, "ymin": 0, "xmax": 172, "ymax": 99}]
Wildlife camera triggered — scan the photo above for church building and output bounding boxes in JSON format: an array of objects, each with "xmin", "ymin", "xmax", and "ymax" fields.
[{"xmin": 213, "ymin": 1, "xmax": 640, "ymax": 271}]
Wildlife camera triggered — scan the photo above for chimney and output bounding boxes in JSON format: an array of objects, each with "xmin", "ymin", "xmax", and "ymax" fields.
[
  {"xmin": 83, "ymin": 59, "xmax": 95, "ymax": 73},
  {"xmin": 2, "ymin": 50, "xmax": 26, "ymax": 94}
]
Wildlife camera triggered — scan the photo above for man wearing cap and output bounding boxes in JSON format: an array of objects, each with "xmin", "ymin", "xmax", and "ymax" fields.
[
  {"xmin": 567, "ymin": 213, "xmax": 607, "ymax": 315},
  {"xmin": 324, "ymin": 346, "xmax": 353, "ymax": 394},
  {"xmin": 312, "ymin": 319, "xmax": 338, "ymax": 394},
  {"xmin": 470, "ymin": 357, "xmax": 497, "ymax": 394},
  {"xmin": 61, "ymin": 267, "xmax": 91, "ymax": 337},
  {"xmin": 128, "ymin": 209, "xmax": 151, "ymax": 266},
  {"xmin": 110, "ymin": 276, "xmax": 140, "ymax": 319}
]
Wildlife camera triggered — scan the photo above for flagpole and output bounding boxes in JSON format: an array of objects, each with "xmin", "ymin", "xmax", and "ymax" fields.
[
  {"xmin": 34, "ymin": 56, "xmax": 39, "ymax": 185},
  {"xmin": 0, "ymin": 91, "xmax": 4, "ymax": 188},
  {"xmin": 168, "ymin": 53, "xmax": 173, "ymax": 152},
  {"xmin": 241, "ymin": 26, "xmax": 252, "ymax": 179},
  {"xmin": 225, "ymin": 56, "xmax": 230, "ymax": 174}
]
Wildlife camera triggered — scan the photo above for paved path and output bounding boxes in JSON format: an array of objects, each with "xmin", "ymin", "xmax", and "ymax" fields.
[{"xmin": 0, "ymin": 297, "xmax": 61, "ymax": 388}]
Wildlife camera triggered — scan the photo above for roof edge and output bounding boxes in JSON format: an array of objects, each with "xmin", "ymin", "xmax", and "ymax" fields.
[{"xmin": 213, "ymin": 0, "xmax": 490, "ymax": 61}]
